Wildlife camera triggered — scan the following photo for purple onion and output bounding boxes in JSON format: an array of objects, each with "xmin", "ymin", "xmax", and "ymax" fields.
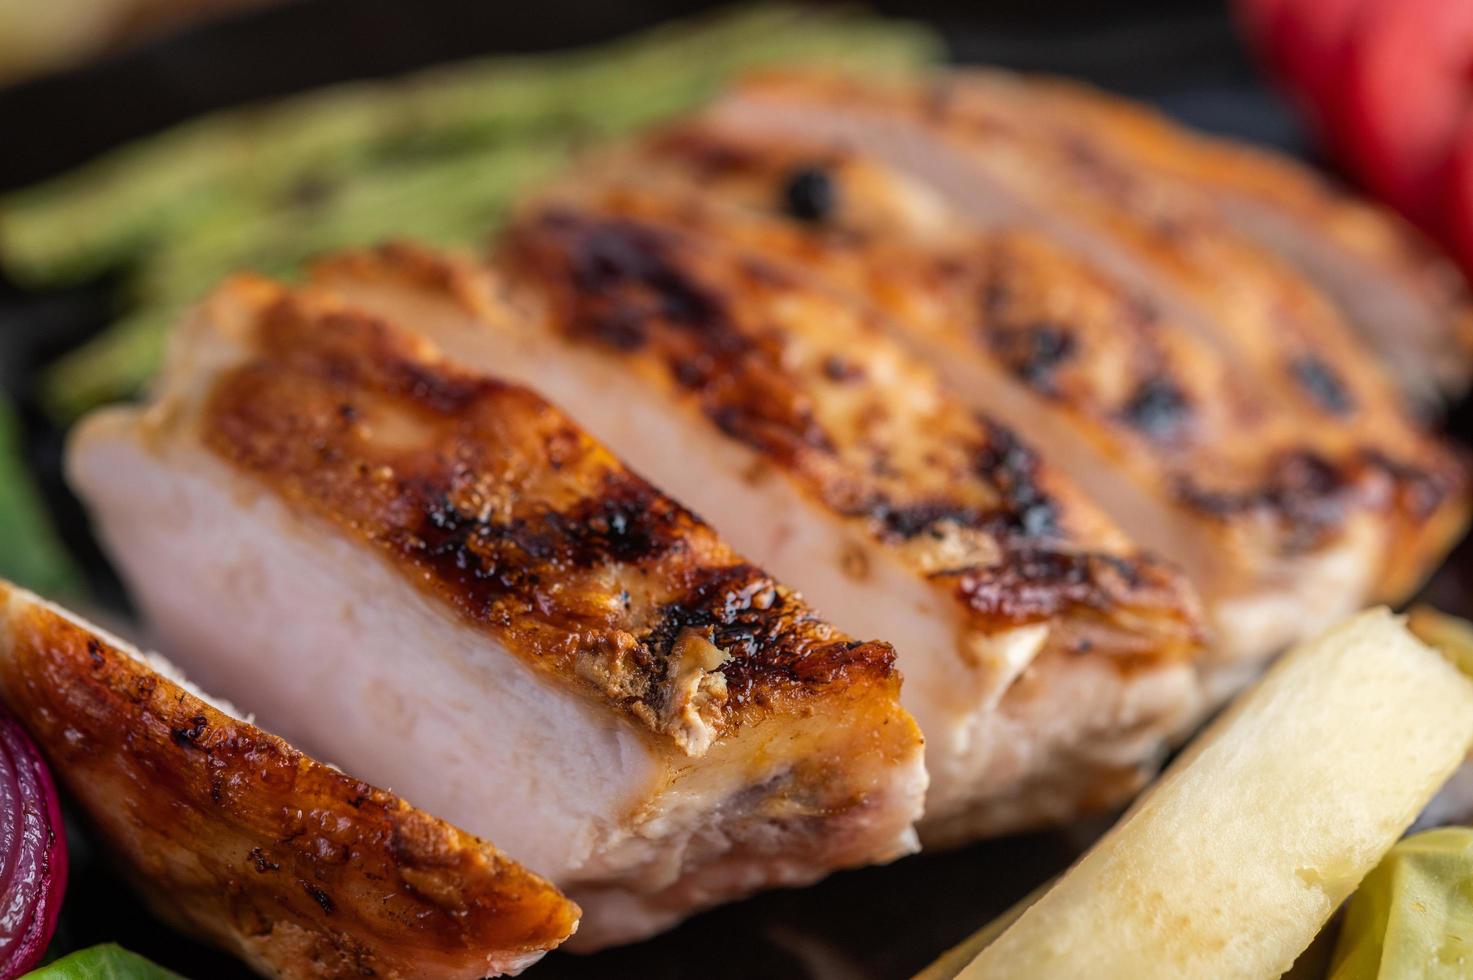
[{"xmin": 0, "ymin": 710, "xmax": 66, "ymax": 979}]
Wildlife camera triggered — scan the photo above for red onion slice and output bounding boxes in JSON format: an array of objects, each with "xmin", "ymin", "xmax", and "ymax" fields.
[{"xmin": 0, "ymin": 709, "xmax": 66, "ymax": 979}]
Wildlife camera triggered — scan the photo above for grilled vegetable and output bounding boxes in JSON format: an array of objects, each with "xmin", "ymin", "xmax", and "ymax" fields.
[
  {"xmin": 0, "ymin": 5, "xmax": 940, "ymax": 420},
  {"xmin": 953, "ymin": 608, "xmax": 1473, "ymax": 979}
]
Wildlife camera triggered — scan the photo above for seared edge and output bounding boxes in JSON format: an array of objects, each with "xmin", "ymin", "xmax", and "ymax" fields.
[
  {"xmin": 707, "ymin": 70, "xmax": 1471, "ymax": 603},
  {"xmin": 493, "ymin": 206, "xmax": 1201, "ymax": 662},
  {"xmin": 603, "ymin": 125, "xmax": 1469, "ymax": 596},
  {"xmin": 0, "ymin": 581, "xmax": 579, "ymax": 980},
  {"xmin": 196, "ymin": 281, "xmax": 905, "ymax": 757}
]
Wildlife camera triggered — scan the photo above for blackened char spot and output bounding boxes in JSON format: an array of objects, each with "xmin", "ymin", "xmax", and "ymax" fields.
[
  {"xmin": 170, "ymin": 715, "xmax": 209, "ymax": 749},
  {"xmin": 1121, "ymin": 377, "xmax": 1190, "ymax": 440},
  {"xmin": 987, "ymin": 322, "xmax": 1077, "ymax": 393},
  {"xmin": 781, "ymin": 165, "xmax": 838, "ymax": 223},
  {"xmin": 560, "ymin": 213, "xmax": 729, "ymax": 335},
  {"xmin": 952, "ymin": 550, "xmax": 1151, "ymax": 626},
  {"xmin": 972, "ymin": 420, "xmax": 1059, "ymax": 539},
  {"xmin": 302, "ymin": 882, "xmax": 336, "ymax": 915},
  {"xmin": 643, "ymin": 564, "xmax": 894, "ymax": 711},
  {"xmin": 1175, "ymin": 450, "xmax": 1351, "ymax": 552},
  {"xmin": 1290, "ymin": 356, "xmax": 1355, "ymax": 416},
  {"xmin": 403, "ymin": 470, "xmax": 690, "ymax": 621},
  {"xmin": 878, "ymin": 501, "xmax": 983, "ymax": 539}
]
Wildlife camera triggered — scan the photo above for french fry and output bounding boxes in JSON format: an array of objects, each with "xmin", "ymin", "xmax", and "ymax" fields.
[{"xmin": 954, "ymin": 608, "xmax": 1473, "ymax": 980}]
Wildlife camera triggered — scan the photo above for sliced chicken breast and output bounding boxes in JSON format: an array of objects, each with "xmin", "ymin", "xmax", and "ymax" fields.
[
  {"xmin": 952, "ymin": 69, "xmax": 1473, "ymax": 409},
  {"xmin": 66, "ymin": 276, "xmax": 927, "ymax": 949},
  {"xmin": 308, "ymin": 226, "xmax": 1205, "ymax": 849},
  {"xmin": 0, "ymin": 581, "xmax": 578, "ymax": 979},
  {"xmin": 573, "ymin": 123, "xmax": 1469, "ymax": 690}
]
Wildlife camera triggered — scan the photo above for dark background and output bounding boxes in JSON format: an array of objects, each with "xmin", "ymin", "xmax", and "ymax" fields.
[{"xmin": 0, "ymin": 3, "xmax": 1367, "ymax": 977}]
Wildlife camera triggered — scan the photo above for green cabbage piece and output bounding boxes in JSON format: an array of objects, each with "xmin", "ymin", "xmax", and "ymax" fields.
[{"xmin": 1330, "ymin": 827, "xmax": 1473, "ymax": 979}]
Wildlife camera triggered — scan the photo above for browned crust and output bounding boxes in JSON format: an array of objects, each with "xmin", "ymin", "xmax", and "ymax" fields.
[
  {"xmin": 610, "ymin": 128, "xmax": 1470, "ymax": 576},
  {"xmin": 709, "ymin": 73, "xmax": 1471, "ymax": 602},
  {"xmin": 1003, "ymin": 71, "xmax": 1473, "ymax": 365},
  {"xmin": 495, "ymin": 208, "xmax": 1200, "ymax": 659},
  {"xmin": 0, "ymin": 582, "xmax": 578, "ymax": 979},
  {"xmin": 198, "ymin": 284, "xmax": 901, "ymax": 754}
]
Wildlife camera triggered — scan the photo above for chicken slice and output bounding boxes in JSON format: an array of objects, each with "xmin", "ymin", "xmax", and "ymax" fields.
[
  {"xmin": 66, "ymin": 277, "xmax": 927, "ymax": 949},
  {"xmin": 0, "ymin": 581, "xmax": 578, "ymax": 979},
  {"xmin": 573, "ymin": 123, "xmax": 1469, "ymax": 689},
  {"xmin": 951, "ymin": 69, "xmax": 1473, "ymax": 410},
  {"xmin": 308, "ymin": 222, "xmax": 1205, "ymax": 849}
]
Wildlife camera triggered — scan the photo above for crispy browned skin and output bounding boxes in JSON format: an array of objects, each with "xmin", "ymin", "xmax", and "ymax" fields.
[
  {"xmin": 201, "ymin": 286, "xmax": 903, "ymax": 755},
  {"xmin": 497, "ymin": 205, "xmax": 1201, "ymax": 662},
  {"xmin": 590, "ymin": 124, "xmax": 1469, "ymax": 605},
  {"xmin": 0, "ymin": 582, "xmax": 578, "ymax": 980}
]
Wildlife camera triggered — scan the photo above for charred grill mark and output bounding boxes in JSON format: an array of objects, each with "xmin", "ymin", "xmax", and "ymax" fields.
[
  {"xmin": 1174, "ymin": 450, "xmax": 1352, "ymax": 552},
  {"xmin": 972, "ymin": 420, "xmax": 1060, "ymax": 540},
  {"xmin": 642, "ymin": 564, "xmax": 894, "ymax": 711},
  {"xmin": 1120, "ymin": 377, "xmax": 1191, "ymax": 441},
  {"xmin": 560, "ymin": 212, "xmax": 730, "ymax": 338},
  {"xmin": 518, "ymin": 210, "xmax": 840, "ymax": 463},
  {"xmin": 1289, "ymin": 355, "xmax": 1356, "ymax": 416},
  {"xmin": 985, "ymin": 321, "xmax": 1077, "ymax": 394},
  {"xmin": 403, "ymin": 470, "xmax": 691, "ymax": 621},
  {"xmin": 206, "ymin": 290, "xmax": 896, "ymax": 746},
  {"xmin": 950, "ymin": 549, "xmax": 1164, "ymax": 627}
]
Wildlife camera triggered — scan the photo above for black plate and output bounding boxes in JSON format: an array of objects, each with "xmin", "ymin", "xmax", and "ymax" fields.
[{"xmin": 3, "ymin": 3, "xmax": 1464, "ymax": 977}]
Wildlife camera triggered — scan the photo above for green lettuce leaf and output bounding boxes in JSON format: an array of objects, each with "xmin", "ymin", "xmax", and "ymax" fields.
[{"xmin": 24, "ymin": 944, "xmax": 185, "ymax": 979}]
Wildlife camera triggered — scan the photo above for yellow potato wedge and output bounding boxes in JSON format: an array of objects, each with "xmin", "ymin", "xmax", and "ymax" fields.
[{"xmin": 958, "ymin": 608, "xmax": 1473, "ymax": 980}]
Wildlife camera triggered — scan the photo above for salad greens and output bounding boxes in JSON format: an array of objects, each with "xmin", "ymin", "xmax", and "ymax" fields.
[
  {"xmin": 1331, "ymin": 827, "xmax": 1473, "ymax": 979},
  {"xmin": 24, "ymin": 945, "xmax": 183, "ymax": 980}
]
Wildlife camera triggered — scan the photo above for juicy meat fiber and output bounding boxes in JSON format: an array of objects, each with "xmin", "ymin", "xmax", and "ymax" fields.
[
  {"xmin": 0, "ymin": 582, "xmax": 577, "ymax": 980},
  {"xmin": 311, "ymin": 230, "xmax": 1204, "ymax": 847},
  {"xmin": 67, "ymin": 277, "xmax": 927, "ymax": 948}
]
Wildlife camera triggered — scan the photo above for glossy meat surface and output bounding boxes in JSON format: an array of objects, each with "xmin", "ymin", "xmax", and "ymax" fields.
[{"xmin": 0, "ymin": 582, "xmax": 578, "ymax": 980}]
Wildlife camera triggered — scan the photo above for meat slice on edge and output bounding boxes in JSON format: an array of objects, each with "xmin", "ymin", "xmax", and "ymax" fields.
[
  {"xmin": 309, "ymin": 223, "xmax": 1205, "ymax": 849},
  {"xmin": 65, "ymin": 276, "xmax": 927, "ymax": 949},
  {"xmin": 0, "ymin": 581, "xmax": 578, "ymax": 979},
  {"xmin": 945, "ymin": 68, "xmax": 1473, "ymax": 412},
  {"xmin": 572, "ymin": 122, "xmax": 1469, "ymax": 695}
]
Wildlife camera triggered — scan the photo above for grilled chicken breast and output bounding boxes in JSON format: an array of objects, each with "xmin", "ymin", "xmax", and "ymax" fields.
[
  {"xmin": 0, "ymin": 582, "xmax": 578, "ymax": 979},
  {"xmin": 569, "ymin": 122, "xmax": 1469, "ymax": 692},
  {"xmin": 949, "ymin": 69, "xmax": 1473, "ymax": 410},
  {"xmin": 306, "ymin": 225, "xmax": 1204, "ymax": 848},
  {"xmin": 66, "ymin": 277, "xmax": 927, "ymax": 948}
]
